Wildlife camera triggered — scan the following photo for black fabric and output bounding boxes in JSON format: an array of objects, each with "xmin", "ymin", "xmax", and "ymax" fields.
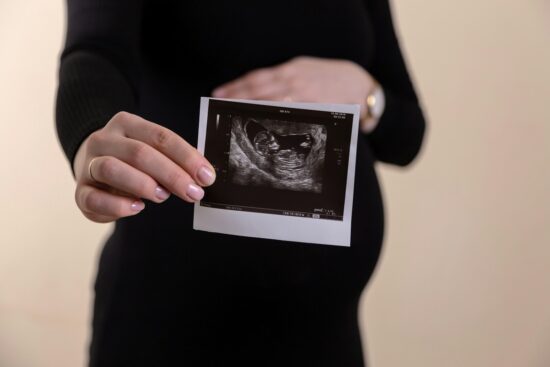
[{"xmin": 55, "ymin": 0, "xmax": 426, "ymax": 366}]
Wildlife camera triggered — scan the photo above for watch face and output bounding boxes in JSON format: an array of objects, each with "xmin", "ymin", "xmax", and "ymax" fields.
[
  {"xmin": 367, "ymin": 94, "xmax": 377, "ymax": 110},
  {"xmin": 369, "ymin": 87, "xmax": 385, "ymax": 119}
]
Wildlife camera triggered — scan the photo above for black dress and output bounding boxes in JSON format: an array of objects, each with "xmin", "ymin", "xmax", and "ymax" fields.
[{"xmin": 56, "ymin": 0, "xmax": 426, "ymax": 366}]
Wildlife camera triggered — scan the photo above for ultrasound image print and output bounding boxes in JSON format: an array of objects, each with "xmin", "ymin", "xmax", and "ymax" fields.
[{"xmin": 229, "ymin": 116, "xmax": 327, "ymax": 193}]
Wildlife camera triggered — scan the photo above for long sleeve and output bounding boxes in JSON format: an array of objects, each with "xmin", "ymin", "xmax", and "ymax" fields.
[
  {"xmin": 364, "ymin": 0, "xmax": 427, "ymax": 166},
  {"xmin": 55, "ymin": 0, "xmax": 145, "ymax": 166}
]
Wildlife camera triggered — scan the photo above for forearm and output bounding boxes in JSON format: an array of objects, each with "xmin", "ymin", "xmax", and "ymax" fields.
[
  {"xmin": 56, "ymin": 50, "xmax": 138, "ymax": 167},
  {"xmin": 362, "ymin": 0, "xmax": 427, "ymax": 166},
  {"xmin": 365, "ymin": 88, "xmax": 425, "ymax": 166}
]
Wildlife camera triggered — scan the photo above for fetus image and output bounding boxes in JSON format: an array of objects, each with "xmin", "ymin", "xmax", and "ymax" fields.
[{"xmin": 229, "ymin": 116, "xmax": 327, "ymax": 193}]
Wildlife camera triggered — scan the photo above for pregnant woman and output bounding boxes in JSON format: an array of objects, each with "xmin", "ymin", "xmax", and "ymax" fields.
[{"xmin": 56, "ymin": 0, "xmax": 426, "ymax": 366}]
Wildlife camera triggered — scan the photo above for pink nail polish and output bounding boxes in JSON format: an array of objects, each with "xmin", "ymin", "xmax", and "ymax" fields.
[
  {"xmin": 155, "ymin": 186, "xmax": 170, "ymax": 201},
  {"xmin": 197, "ymin": 166, "xmax": 216, "ymax": 186},
  {"xmin": 187, "ymin": 183, "xmax": 205, "ymax": 201},
  {"xmin": 131, "ymin": 201, "xmax": 145, "ymax": 212}
]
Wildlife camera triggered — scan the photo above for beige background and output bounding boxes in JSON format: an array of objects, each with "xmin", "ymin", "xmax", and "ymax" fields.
[{"xmin": 0, "ymin": 0, "xmax": 548, "ymax": 366}]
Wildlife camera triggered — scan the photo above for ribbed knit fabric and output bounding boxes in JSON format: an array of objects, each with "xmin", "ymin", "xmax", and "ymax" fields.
[{"xmin": 55, "ymin": 51, "xmax": 138, "ymax": 166}]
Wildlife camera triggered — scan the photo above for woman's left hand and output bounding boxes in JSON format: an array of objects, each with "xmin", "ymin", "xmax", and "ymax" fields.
[{"xmin": 212, "ymin": 56, "xmax": 376, "ymax": 121}]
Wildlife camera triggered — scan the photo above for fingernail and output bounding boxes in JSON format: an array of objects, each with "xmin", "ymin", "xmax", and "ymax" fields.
[
  {"xmin": 131, "ymin": 201, "xmax": 145, "ymax": 212},
  {"xmin": 155, "ymin": 186, "xmax": 170, "ymax": 201},
  {"xmin": 212, "ymin": 88, "xmax": 224, "ymax": 97},
  {"xmin": 187, "ymin": 183, "xmax": 204, "ymax": 201},
  {"xmin": 197, "ymin": 166, "xmax": 216, "ymax": 186}
]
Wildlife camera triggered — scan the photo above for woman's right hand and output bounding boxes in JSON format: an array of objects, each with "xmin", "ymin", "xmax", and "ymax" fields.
[{"xmin": 72, "ymin": 111, "xmax": 216, "ymax": 223}]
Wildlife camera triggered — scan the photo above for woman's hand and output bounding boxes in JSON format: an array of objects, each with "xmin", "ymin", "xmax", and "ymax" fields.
[
  {"xmin": 212, "ymin": 56, "xmax": 377, "ymax": 122},
  {"xmin": 73, "ymin": 112, "xmax": 216, "ymax": 223}
]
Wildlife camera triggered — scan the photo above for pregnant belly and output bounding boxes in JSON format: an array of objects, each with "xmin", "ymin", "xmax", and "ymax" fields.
[{"xmin": 109, "ymin": 131, "xmax": 384, "ymax": 294}]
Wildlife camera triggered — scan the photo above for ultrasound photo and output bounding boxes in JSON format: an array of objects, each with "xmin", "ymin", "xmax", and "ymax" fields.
[
  {"xmin": 194, "ymin": 98, "xmax": 360, "ymax": 246},
  {"xmin": 228, "ymin": 116, "xmax": 327, "ymax": 193}
]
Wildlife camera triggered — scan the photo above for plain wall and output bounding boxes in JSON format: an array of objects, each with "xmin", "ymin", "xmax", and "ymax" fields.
[{"xmin": 0, "ymin": 1, "xmax": 548, "ymax": 366}]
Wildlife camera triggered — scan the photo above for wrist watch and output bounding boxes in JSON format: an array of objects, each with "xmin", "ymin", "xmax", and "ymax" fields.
[{"xmin": 362, "ymin": 84, "xmax": 385, "ymax": 133}]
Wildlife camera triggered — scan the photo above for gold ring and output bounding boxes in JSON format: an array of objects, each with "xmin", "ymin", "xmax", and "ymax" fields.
[{"xmin": 88, "ymin": 157, "xmax": 99, "ymax": 182}]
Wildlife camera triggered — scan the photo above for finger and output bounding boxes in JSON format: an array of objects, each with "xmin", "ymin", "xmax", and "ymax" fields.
[
  {"xmin": 223, "ymin": 81, "xmax": 290, "ymax": 100},
  {"xmin": 81, "ymin": 210, "xmax": 117, "ymax": 224},
  {"xmin": 102, "ymin": 112, "xmax": 216, "ymax": 186},
  {"xmin": 249, "ymin": 88, "xmax": 297, "ymax": 102},
  {"xmin": 76, "ymin": 184, "xmax": 145, "ymax": 220},
  {"xmin": 91, "ymin": 135, "xmax": 205, "ymax": 203},
  {"xmin": 88, "ymin": 156, "xmax": 170, "ymax": 203},
  {"xmin": 212, "ymin": 68, "xmax": 276, "ymax": 98},
  {"xmin": 212, "ymin": 79, "xmax": 252, "ymax": 98},
  {"xmin": 106, "ymin": 113, "xmax": 216, "ymax": 187}
]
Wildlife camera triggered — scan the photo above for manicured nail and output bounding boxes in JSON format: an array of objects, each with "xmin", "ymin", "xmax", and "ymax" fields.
[
  {"xmin": 187, "ymin": 183, "xmax": 204, "ymax": 201},
  {"xmin": 197, "ymin": 166, "xmax": 216, "ymax": 186},
  {"xmin": 155, "ymin": 186, "xmax": 170, "ymax": 201},
  {"xmin": 131, "ymin": 201, "xmax": 145, "ymax": 212}
]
